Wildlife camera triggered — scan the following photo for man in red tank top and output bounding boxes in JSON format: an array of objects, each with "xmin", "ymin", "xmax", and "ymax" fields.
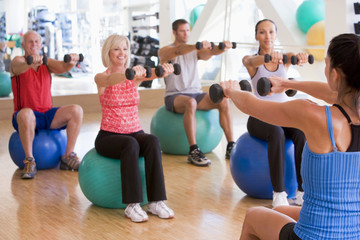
[{"xmin": 10, "ymin": 30, "xmax": 84, "ymax": 179}]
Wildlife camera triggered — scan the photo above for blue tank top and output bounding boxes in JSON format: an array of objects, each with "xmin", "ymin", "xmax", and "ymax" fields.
[{"xmin": 294, "ymin": 106, "xmax": 360, "ymax": 240}]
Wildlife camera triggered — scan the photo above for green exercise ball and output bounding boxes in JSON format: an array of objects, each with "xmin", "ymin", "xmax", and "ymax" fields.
[
  {"xmin": 190, "ymin": 4, "xmax": 205, "ymax": 28},
  {"xmin": 0, "ymin": 71, "xmax": 11, "ymax": 97},
  {"xmin": 150, "ymin": 105, "xmax": 223, "ymax": 155},
  {"xmin": 296, "ymin": 0, "xmax": 325, "ymax": 33},
  {"xmin": 78, "ymin": 148, "xmax": 148, "ymax": 209}
]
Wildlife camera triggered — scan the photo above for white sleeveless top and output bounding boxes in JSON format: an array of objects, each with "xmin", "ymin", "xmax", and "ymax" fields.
[
  {"xmin": 164, "ymin": 44, "xmax": 202, "ymax": 97},
  {"xmin": 251, "ymin": 63, "xmax": 288, "ymax": 102}
]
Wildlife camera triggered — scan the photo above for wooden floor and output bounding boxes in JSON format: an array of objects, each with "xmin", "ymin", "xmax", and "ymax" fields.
[{"xmin": 0, "ymin": 104, "xmax": 272, "ymax": 240}]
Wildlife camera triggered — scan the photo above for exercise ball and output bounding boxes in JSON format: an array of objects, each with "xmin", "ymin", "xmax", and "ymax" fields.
[
  {"xmin": 306, "ymin": 20, "xmax": 325, "ymax": 61},
  {"xmin": 296, "ymin": 0, "xmax": 325, "ymax": 33},
  {"xmin": 8, "ymin": 129, "xmax": 67, "ymax": 170},
  {"xmin": 78, "ymin": 148, "xmax": 148, "ymax": 209},
  {"xmin": 190, "ymin": 4, "xmax": 205, "ymax": 28},
  {"xmin": 0, "ymin": 71, "xmax": 11, "ymax": 97},
  {"xmin": 230, "ymin": 133, "xmax": 298, "ymax": 199},
  {"xmin": 150, "ymin": 105, "xmax": 223, "ymax": 155}
]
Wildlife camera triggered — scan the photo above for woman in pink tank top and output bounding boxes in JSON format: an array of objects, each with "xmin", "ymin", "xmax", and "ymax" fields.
[{"xmin": 94, "ymin": 34, "xmax": 176, "ymax": 223}]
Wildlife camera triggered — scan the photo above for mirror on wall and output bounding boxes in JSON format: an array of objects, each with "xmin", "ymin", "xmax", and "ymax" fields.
[{"xmin": 0, "ymin": 0, "xmax": 310, "ymax": 101}]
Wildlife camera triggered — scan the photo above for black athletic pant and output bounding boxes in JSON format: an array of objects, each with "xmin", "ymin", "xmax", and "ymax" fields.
[
  {"xmin": 95, "ymin": 129, "xmax": 167, "ymax": 204},
  {"xmin": 247, "ymin": 117, "xmax": 305, "ymax": 192}
]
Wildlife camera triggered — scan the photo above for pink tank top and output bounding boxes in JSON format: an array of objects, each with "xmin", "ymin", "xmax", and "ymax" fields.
[
  {"xmin": 11, "ymin": 65, "xmax": 52, "ymax": 113},
  {"xmin": 99, "ymin": 79, "xmax": 142, "ymax": 134}
]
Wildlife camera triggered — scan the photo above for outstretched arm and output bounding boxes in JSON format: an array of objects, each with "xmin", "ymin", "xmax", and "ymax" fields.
[
  {"xmin": 47, "ymin": 53, "xmax": 81, "ymax": 74},
  {"xmin": 220, "ymin": 79, "xmax": 332, "ymax": 154},
  {"xmin": 158, "ymin": 44, "xmax": 198, "ymax": 63},
  {"xmin": 197, "ymin": 40, "xmax": 232, "ymax": 60},
  {"xmin": 269, "ymin": 76, "xmax": 338, "ymax": 104}
]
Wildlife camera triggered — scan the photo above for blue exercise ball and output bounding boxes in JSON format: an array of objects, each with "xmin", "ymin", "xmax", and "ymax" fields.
[
  {"xmin": 78, "ymin": 148, "xmax": 148, "ymax": 209},
  {"xmin": 230, "ymin": 132, "xmax": 298, "ymax": 199},
  {"xmin": 8, "ymin": 129, "xmax": 67, "ymax": 170},
  {"xmin": 296, "ymin": 0, "xmax": 325, "ymax": 33},
  {"xmin": 0, "ymin": 71, "xmax": 11, "ymax": 97},
  {"xmin": 150, "ymin": 105, "xmax": 223, "ymax": 155}
]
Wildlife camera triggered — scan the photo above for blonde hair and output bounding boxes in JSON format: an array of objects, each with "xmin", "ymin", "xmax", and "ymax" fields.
[{"xmin": 101, "ymin": 34, "xmax": 130, "ymax": 68}]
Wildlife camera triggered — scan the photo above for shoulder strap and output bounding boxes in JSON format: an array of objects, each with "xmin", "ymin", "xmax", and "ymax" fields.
[
  {"xmin": 326, "ymin": 106, "xmax": 337, "ymax": 151},
  {"xmin": 333, "ymin": 104, "xmax": 352, "ymax": 123}
]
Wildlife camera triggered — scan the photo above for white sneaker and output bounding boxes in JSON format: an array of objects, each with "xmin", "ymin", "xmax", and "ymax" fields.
[
  {"xmin": 147, "ymin": 201, "xmax": 174, "ymax": 219},
  {"xmin": 294, "ymin": 190, "xmax": 304, "ymax": 206},
  {"xmin": 124, "ymin": 203, "xmax": 149, "ymax": 223},
  {"xmin": 272, "ymin": 191, "xmax": 289, "ymax": 208}
]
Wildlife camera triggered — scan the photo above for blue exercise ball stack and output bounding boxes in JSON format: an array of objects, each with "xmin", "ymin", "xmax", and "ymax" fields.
[
  {"xmin": 230, "ymin": 132, "xmax": 298, "ymax": 199},
  {"xmin": 150, "ymin": 105, "xmax": 223, "ymax": 155},
  {"xmin": 78, "ymin": 148, "xmax": 148, "ymax": 209},
  {"xmin": 8, "ymin": 129, "xmax": 67, "ymax": 170}
]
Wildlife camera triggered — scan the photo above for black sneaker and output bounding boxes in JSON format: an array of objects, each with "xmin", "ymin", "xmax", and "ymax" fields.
[
  {"xmin": 21, "ymin": 157, "xmax": 37, "ymax": 179},
  {"xmin": 225, "ymin": 142, "xmax": 235, "ymax": 159},
  {"xmin": 187, "ymin": 148, "xmax": 211, "ymax": 167}
]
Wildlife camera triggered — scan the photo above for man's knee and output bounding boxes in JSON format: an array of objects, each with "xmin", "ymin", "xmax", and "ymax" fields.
[
  {"xmin": 17, "ymin": 108, "xmax": 36, "ymax": 125},
  {"xmin": 71, "ymin": 104, "xmax": 83, "ymax": 118},
  {"xmin": 219, "ymin": 98, "xmax": 230, "ymax": 110},
  {"xmin": 184, "ymin": 98, "xmax": 197, "ymax": 111}
]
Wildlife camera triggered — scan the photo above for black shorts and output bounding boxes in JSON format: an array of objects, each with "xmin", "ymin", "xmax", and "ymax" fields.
[
  {"xmin": 164, "ymin": 93, "xmax": 207, "ymax": 112},
  {"xmin": 279, "ymin": 222, "xmax": 301, "ymax": 240}
]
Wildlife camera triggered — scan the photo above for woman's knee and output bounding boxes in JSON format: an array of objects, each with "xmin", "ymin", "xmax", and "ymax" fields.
[
  {"xmin": 145, "ymin": 134, "xmax": 160, "ymax": 148},
  {"xmin": 122, "ymin": 138, "xmax": 140, "ymax": 154},
  {"xmin": 242, "ymin": 207, "xmax": 267, "ymax": 236},
  {"xmin": 269, "ymin": 127, "xmax": 285, "ymax": 142}
]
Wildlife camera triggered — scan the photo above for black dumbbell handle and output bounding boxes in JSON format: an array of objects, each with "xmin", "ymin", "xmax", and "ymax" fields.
[
  {"xmin": 155, "ymin": 63, "xmax": 181, "ymax": 77},
  {"xmin": 285, "ymin": 78, "xmax": 297, "ymax": 97},
  {"xmin": 291, "ymin": 55, "xmax": 314, "ymax": 65},
  {"xmin": 125, "ymin": 66, "xmax": 152, "ymax": 80},
  {"xmin": 195, "ymin": 42, "xmax": 203, "ymax": 50},
  {"xmin": 257, "ymin": 77, "xmax": 272, "ymax": 96},
  {"xmin": 264, "ymin": 54, "xmax": 288, "ymax": 64},
  {"xmin": 26, "ymin": 55, "xmax": 47, "ymax": 65},
  {"xmin": 257, "ymin": 77, "xmax": 297, "ymax": 97},
  {"xmin": 64, "ymin": 53, "xmax": 84, "ymax": 63},
  {"xmin": 195, "ymin": 41, "xmax": 216, "ymax": 50},
  {"xmin": 218, "ymin": 42, "xmax": 237, "ymax": 50},
  {"xmin": 209, "ymin": 81, "xmax": 252, "ymax": 104}
]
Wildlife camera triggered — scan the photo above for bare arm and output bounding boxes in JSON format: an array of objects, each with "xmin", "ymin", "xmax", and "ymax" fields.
[
  {"xmin": 10, "ymin": 56, "xmax": 33, "ymax": 77},
  {"xmin": 95, "ymin": 64, "xmax": 175, "ymax": 88},
  {"xmin": 158, "ymin": 44, "xmax": 197, "ymax": 63},
  {"xmin": 197, "ymin": 40, "xmax": 232, "ymax": 60},
  {"xmin": 133, "ymin": 63, "xmax": 174, "ymax": 86},
  {"xmin": 47, "ymin": 53, "xmax": 80, "ymax": 74},
  {"xmin": 269, "ymin": 76, "xmax": 338, "ymax": 104},
  {"xmin": 95, "ymin": 72, "xmax": 128, "ymax": 88},
  {"xmin": 242, "ymin": 51, "xmax": 295, "ymax": 77},
  {"xmin": 220, "ymin": 80, "xmax": 332, "ymax": 153}
]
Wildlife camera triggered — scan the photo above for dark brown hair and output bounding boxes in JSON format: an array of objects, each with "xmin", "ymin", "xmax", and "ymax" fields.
[
  {"xmin": 172, "ymin": 19, "xmax": 189, "ymax": 31},
  {"xmin": 327, "ymin": 33, "xmax": 360, "ymax": 114}
]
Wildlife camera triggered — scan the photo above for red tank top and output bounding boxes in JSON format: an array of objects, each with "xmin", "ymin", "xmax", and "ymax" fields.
[
  {"xmin": 11, "ymin": 65, "xmax": 52, "ymax": 113},
  {"xmin": 99, "ymin": 80, "xmax": 142, "ymax": 134}
]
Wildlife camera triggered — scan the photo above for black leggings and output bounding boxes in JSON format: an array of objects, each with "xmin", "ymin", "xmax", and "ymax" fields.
[
  {"xmin": 247, "ymin": 117, "xmax": 305, "ymax": 192},
  {"xmin": 95, "ymin": 130, "xmax": 167, "ymax": 204}
]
